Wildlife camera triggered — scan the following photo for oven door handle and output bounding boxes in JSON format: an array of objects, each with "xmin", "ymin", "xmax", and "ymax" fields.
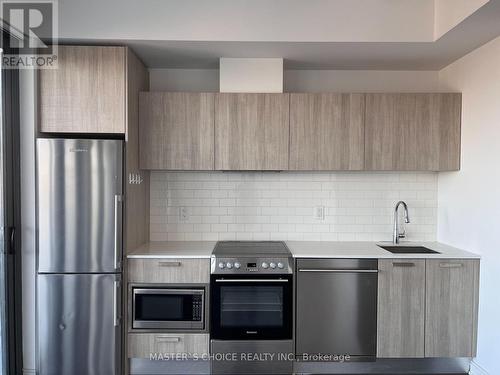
[{"xmin": 214, "ymin": 279, "xmax": 289, "ymax": 283}]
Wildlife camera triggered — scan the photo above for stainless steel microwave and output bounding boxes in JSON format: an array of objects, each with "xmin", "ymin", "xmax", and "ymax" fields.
[{"xmin": 132, "ymin": 287, "xmax": 205, "ymax": 330}]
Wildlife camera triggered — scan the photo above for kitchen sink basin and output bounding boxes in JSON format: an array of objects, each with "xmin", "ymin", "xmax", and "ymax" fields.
[{"xmin": 378, "ymin": 245, "xmax": 440, "ymax": 254}]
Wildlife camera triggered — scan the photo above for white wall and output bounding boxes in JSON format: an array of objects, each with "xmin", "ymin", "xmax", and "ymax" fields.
[
  {"xmin": 219, "ymin": 58, "xmax": 283, "ymax": 93},
  {"xmin": 150, "ymin": 69, "xmax": 440, "ymax": 92},
  {"xmin": 151, "ymin": 172, "xmax": 437, "ymax": 242},
  {"xmin": 438, "ymin": 35, "xmax": 500, "ymax": 375},
  {"xmin": 284, "ymin": 70, "xmax": 440, "ymax": 92},
  {"xmin": 150, "ymin": 69, "xmax": 219, "ymax": 92}
]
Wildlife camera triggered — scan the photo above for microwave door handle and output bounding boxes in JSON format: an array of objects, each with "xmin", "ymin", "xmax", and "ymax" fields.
[{"xmin": 133, "ymin": 288, "xmax": 205, "ymax": 295}]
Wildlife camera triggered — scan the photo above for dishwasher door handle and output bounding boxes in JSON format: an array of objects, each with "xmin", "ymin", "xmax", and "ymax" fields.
[{"xmin": 298, "ymin": 269, "xmax": 379, "ymax": 273}]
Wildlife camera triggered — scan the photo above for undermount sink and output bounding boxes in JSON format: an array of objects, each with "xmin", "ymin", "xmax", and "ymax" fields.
[{"xmin": 378, "ymin": 245, "xmax": 440, "ymax": 254}]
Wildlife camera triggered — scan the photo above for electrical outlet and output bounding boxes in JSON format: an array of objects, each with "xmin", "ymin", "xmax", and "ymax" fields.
[
  {"xmin": 313, "ymin": 206, "xmax": 325, "ymax": 220},
  {"xmin": 179, "ymin": 207, "xmax": 189, "ymax": 222}
]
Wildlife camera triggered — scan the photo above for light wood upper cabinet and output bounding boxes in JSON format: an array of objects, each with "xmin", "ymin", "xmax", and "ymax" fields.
[
  {"xmin": 39, "ymin": 45, "xmax": 126, "ymax": 134},
  {"xmin": 290, "ymin": 93, "xmax": 365, "ymax": 170},
  {"xmin": 135, "ymin": 91, "xmax": 462, "ymax": 171},
  {"xmin": 215, "ymin": 93, "xmax": 290, "ymax": 170},
  {"xmin": 377, "ymin": 260, "xmax": 425, "ymax": 358},
  {"xmin": 425, "ymin": 259, "xmax": 479, "ymax": 357},
  {"xmin": 365, "ymin": 93, "xmax": 461, "ymax": 171},
  {"xmin": 139, "ymin": 92, "xmax": 215, "ymax": 170}
]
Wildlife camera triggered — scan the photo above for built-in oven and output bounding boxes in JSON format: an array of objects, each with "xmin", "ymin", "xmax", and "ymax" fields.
[
  {"xmin": 131, "ymin": 286, "xmax": 205, "ymax": 330},
  {"xmin": 210, "ymin": 274, "xmax": 293, "ymax": 340}
]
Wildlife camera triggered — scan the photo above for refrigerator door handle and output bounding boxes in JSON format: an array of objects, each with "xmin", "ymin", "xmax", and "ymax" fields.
[
  {"xmin": 113, "ymin": 279, "xmax": 121, "ymax": 327},
  {"xmin": 114, "ymin": 194, "xmax": 124, "ymax": 271}
]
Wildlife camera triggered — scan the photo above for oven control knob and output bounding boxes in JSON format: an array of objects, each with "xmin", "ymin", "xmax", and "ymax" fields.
[
  {"xmin": 270, "ymin": 262, "xmax": 277, "ymax": 269},
  {"xmin": 234, "ymin": 262, "xmax": 241, "ymax": 269},
  {"xmin": 218, "ymin": 262, "xmax": 225, "ymax": 269},
  {"xmin": 277, "ymin": 262, "xmax": 285, "ymax": 269},
  {"xmin": 261, "ymin": 262, "xmax": 269, "ymax": 269},
  {"xmin": 226, "ymin": 262, "xmax": 233, "ymax": 269}
]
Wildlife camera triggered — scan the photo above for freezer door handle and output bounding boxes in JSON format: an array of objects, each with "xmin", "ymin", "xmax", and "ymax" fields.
[
  {"xmin": 114, "ymin": 195, "xmax": 124, "ymax": 271},
  {"xmin": 113, "ymin": 280, "xmax": 121, "ymax": 327}
]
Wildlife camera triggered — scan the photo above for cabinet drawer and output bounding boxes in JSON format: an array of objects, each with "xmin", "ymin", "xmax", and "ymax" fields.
[
  {"xmin": 128, "ymin": 258, "xmax": 210, "ymax": 283},
  {"xmin": 128, "ymin": 333, "xmax": 209, "ymax": 358}
]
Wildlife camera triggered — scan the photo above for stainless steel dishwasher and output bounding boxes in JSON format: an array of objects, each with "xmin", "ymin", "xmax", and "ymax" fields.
[{"xmin": 296, "ymin": 259, "xmax": 378, "ymax": 361}]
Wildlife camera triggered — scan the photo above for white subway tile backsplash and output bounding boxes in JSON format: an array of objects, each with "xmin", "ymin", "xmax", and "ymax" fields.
[{"xmin": 150, "ymin": 172, "xmax": 438, "ymax": 242}]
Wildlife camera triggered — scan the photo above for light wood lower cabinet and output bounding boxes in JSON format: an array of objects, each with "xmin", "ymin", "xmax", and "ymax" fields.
[
  {"xmin": 128, "ymin": 258, "xmax": 210, "ymax": 283},
  {"xmin": 377, "ymin": 259, "xmax": 425, "ymax": 358},
  {"xmin": 128, "ymin": 333, "xmax": 209, "ymax": 358},
  {"xmin": 425, "ymin": 259, "xmax": 479, "ymax": 357},
  {"xmin": 377, "ymin": 258, "xmax": 479, "ymax": 358}
]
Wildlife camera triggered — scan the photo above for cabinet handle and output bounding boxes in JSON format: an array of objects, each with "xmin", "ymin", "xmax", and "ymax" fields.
[
  {"xmin": 158, "ymin": 261, "xmax": 181, "ymax": 267},
  {"xmin": 392, "ymin": 262, "xmax": 415, "ymax": 267},
  {"xmin": 156, "ymin": 336, "xmax": 181, "ymax": 343},
  {"xmin": 439, "ymin": 262, "xmax": 463, "ymax": 268}
]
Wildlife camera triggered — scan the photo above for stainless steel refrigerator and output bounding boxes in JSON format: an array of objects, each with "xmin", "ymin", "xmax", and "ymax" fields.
[{"xmin": 36, "ymin": 138, "xmax": 123, "ymax": 375}]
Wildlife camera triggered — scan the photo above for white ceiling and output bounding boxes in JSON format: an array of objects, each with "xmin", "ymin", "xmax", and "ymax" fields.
[
  {"xmin": 58, "ymin": 0, "xmax": 500, "ymax": 70},
  {"xmin": 59, "ymin": 0, "xmax": 436, "ymax": 43}
]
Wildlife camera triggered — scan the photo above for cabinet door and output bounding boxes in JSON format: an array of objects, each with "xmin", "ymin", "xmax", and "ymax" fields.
[
  {"xmin": 139, "ymin": 92, "xmax": 215, "ymax": 170},
  {"xmin": 215, "ymin": 93, "xmax": 289, "ymax": 170},
  {"xmin": 290, "ymin": 93, "xmax": 364, "ymax": 170},
  {"xmin": 365, "ymin": 93, "xmax": 461, "ymax": 171},
  {"xmin": 39, "ymin": 45, "xmax": 126, "ymax": 133},
  {"xmin": 377, "ymin": 260, "xmax": 425, "ymax": 358},
  {"xmin": 425, "ymin": 259, "xmax": 479, "ymax": 357}
]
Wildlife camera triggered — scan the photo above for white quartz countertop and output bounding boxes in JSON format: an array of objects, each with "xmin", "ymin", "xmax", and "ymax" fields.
[
  {"xmin": 286, "ymin": 241, "xmax": 480, "ymax": 259},
  {"xmin": 127, "ymin": 241, "xmax": 215, "ymax": 259},
  {"xmin": 127, "ymin": 241, "xmax": 480, "ymax": 259}
]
